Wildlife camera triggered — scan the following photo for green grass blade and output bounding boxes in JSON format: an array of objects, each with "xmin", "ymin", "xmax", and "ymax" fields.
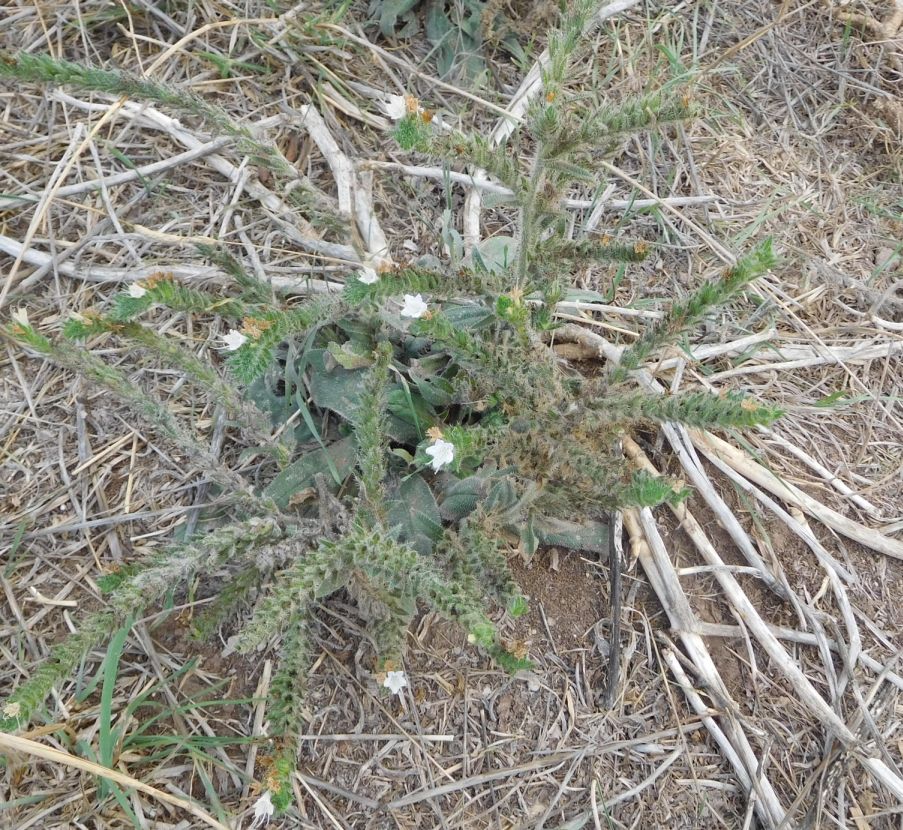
[{"xmin": 98, "ymin": 616, "xmax": 134, "ymax": 790}]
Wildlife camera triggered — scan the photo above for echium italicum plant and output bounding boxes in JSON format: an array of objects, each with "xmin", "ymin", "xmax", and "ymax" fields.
[{"xmin": 1, "ymin": 0, "xmax": 781, "ymax": 812}]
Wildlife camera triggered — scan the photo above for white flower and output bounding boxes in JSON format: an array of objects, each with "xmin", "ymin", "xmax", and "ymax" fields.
[
  {"xmin": 383, "ymin": 670, "xmax": 408, "ymax": 696},
  {"xmin": 10, "ymin": 308, "xmax": 29, "ymax": 327},
  {"xmin": 3, "ymin": 701, "xmax": 21, "ymax": 719},
  {"xmin": 251, "ymin": 791, "xmax": 275, "ymax": 827},
  {"xmin": 425, "ymin": 438, "xmax": 455, "ymax": 472},
  {"xmin": 128, "ymin": 283, "xmax": 147, "ymax": 298},
  {"xmin": 222, "ymin": 329, "xmax": 248, "ymax": 351},
  {"xmin": 400, "ymin": 293, "xmax": 428, "ymax": 319},
  {"xmin": 357, "ymin": 266, "xmax": 379, "ymax": 285},
  {"xmin": 379, "ymin": 94, "xmax": 408, "ymax": 121}
]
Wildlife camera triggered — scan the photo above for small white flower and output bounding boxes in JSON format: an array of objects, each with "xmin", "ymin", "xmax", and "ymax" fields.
[
  {"xmin": 10, "ymin": 308, "xmax": 29, "ymax": 327},
  {"xmin": 379, "ymin": 94, "xmax": 408, "ymax": 121},
  {"xmin": 128, "ymin": 283, "xmax": 147, "ymax": 299},
  {"xmin": 425, "ymin": 438, "xmax": 455, "ymax": 472},
  {"xmin": 251, "ymin": 791, "xmax": 275, "ymax": 827},
  {"xmin": 357, "ymin": 266, "xmax": 379, "ymax": 285},
  {"xmin": 400, "ymin": 293, "xmax": 428, "ymax": 319},
  {"xmin": 222, "ymin": 329, "xmax": 248, "ymax": 351},
  {"xmin": 383, "ymin": 670, "xmax": 408, "ymax": 696},
  {"xmin": 3, "ymin": 701, "xmax": 21, "ymax": 719}
]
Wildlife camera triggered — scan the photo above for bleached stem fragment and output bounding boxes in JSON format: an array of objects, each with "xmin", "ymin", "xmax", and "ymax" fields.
[
  {"xmin": 623, "ymin": 437, "xmax": 903, "ymax": 804},
  {"xmin": 463, "ymin": 0, "xmax": 641, "ymax": 250},
  {"xmin": 692, "ymin": 430, "xmax": 903, "ymax": 561},
  {"xmin": 622, "ymin": 507, "xmax": 787, "ymax": 828}
]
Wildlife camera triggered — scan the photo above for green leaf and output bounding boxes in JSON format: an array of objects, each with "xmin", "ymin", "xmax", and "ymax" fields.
[
  {"xmin": 394, "ymin": 115, "xmax": 430, "ymax": 151},
  {"xmin": 379, "ymin": 0, "xmax": 419, "ymax": 35},
  {"xmin": 387, "ymin": 474, "xmax": 444, "ymax": 555},
  {"xmin": 424, "ymin": 0, "xmax": 453, "ymax": 41},
  {"xmin": 98, "ymin": 618, "xmax": 134, "ymax": 796},
  {"xmin": 95, "ymin": 565, "xmax": 141, "ymax": 595},
  {"xmin": 291, "ymin": 389, "xmax": 341, "ymax": 483},
  {"xmin": 622, "ymin": 470, "xmax": 689, "ymax": 508},
  {"xmin": 410, "ymin": 373, "xmax": 455, "ymax": 408},
  {"xmin": 308, "ymin": 349, "xmax": 418, "ymax": 442},
  {"xmin": 488, "ymin": 643, "xmax": 533, "ymax": 673},
  {"xmin": 439, "ymin": 475, "xmax": 488, "ymax": 521},
  {"xmin": 308, "ymin": 350, "xmax": 366, "ymax": 420},
  {"xmin": 814, "ymin": 389, "xmax": 851, "ymax": 408},
  {"xmin": 391, "ymin": 447, "xmax": 416, "ymax": 464},
  {"xmin": 387, "ymin": 387, "xmax": 433, "ymax": 428},
  {"xmin": 314, "ymin": 568, "xmax": 348, "ymax": 599},
  {"xmin": 469, "ymin": 620, "xmax": 496, "ymax": 648},
  {"xmin": 441, "ymin": 303, "xmax": 494, "ymax": 331},
  {"xmin": 326, "ymin": 341, "xmax": 375, "ymax": 370},
  {"xmin": 472, "ymin": 236, "xmax": 517, "ymax": 275},
  {"xmin": 244, "ymin": 373, "xmax": 310, "ymax": 442},
  {"xmin": 440, "ymin": 208, "xmax": 464, "ymax": 263},
  {"xmin": 485, "ymin": 477, "xmax": 519, "ymax": 514},
  {"xmin": 519, "ymin": 513, "xmax": 539, "ymax": 559},
  {"xmin": 106, "ymin": 145, "xmax": 154, "ymax": 193},
  {"xmin": 408, "ymin": 360, "xmax": 456, "ymax": 408},
  {"xmin": 2, "ymin": 520, "xmax": 29, "ymax": 577},
  {"xmin": 533, "ymin": 516, "xmax": 610, "ymax": 555},
  {"xmin": 263, "ymin": 437, "xmax": 356, "ymax": 509}
]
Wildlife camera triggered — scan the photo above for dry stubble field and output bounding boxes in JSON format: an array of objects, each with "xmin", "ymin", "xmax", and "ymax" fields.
[{"xmin": 1, "ymin": 0, "xmax": 902, "ymax": 828}]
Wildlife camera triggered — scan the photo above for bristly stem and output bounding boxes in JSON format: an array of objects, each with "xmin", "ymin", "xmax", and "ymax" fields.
[
  {"xmin": 0, "ymin": 51, "xmax": 347, "ymax": 233},
  {"xmin": 356, "ymin": 341, "xmax": 393, "ymax": 522},
  {"xmin": 609, "ymin": 239, "xmax": 776, "ymax": 384},
  {"xmin": 515, "ymin": 121, "xmax": 550, "ymax": 289},
  {"xmin": 6, "ymin": 321, "xmax": 275, "ymax": 515}
]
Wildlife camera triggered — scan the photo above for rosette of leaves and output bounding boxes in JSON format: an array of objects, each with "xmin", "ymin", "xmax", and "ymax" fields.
[{"xmin": 247, "ymin": 286, "xmax": 615, "ymax": 558}]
